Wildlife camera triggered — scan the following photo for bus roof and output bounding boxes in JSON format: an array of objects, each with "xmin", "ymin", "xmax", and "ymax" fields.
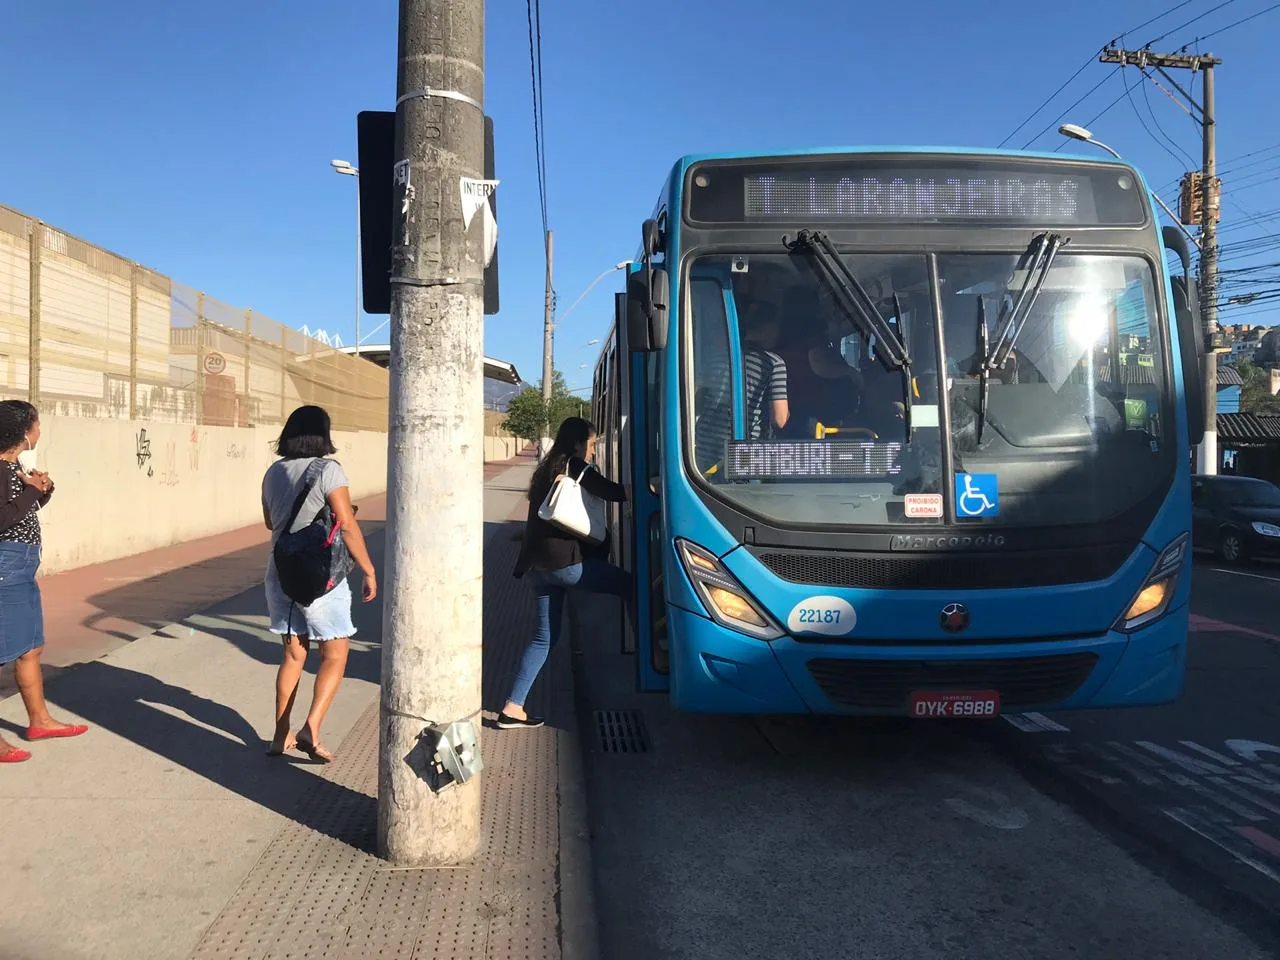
[{"xmin": 669, "ymin": 144, "xmax": 1134, "ymax": 169}]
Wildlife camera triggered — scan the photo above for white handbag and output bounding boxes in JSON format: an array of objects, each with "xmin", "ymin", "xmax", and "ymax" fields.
[{"xmin": 537, "ymin": 463, "xmax": 607, "ymax": 544}]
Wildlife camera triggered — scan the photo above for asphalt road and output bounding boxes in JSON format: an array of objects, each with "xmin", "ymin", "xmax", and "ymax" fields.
[
  {"xmin": 990, "ymin": 555, "xmax": 1280, "ymax": 938},
  {"xmin": 569, "ymin": 558, "xmax": 1280, "ymax": 960}
]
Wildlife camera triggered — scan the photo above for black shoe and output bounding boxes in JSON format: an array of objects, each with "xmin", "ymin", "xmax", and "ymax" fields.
[{"xmin": 496, "ymin": 711, "xmax": 545, "ymax": 729}]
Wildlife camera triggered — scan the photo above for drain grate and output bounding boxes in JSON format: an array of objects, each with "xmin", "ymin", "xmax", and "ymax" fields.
[{"xmin": 594, "ymin": 709, "xmax": 650, "ymax": 753}]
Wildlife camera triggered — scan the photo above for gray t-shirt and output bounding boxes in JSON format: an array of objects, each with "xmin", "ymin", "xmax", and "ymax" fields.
[{"xmin": 261, "ymin": 457, "xmax": 350, "ymax": 543}]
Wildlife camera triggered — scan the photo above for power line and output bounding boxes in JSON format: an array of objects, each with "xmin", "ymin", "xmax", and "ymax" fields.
[
  {"xmin": 998, "ymin": 0, "xmax": 1196, "ymax": 147},
  {"xmin": 1000, "ymin": 56, "xmax": 1099, "ymax": 148},
  {"xmin": 1129, "ymin": 67, "xmax": 1198, "ymax": 168},
  {"xmin": 1049, "ymin": 70, "xmax": 1146, "ymax": 151},
  {"xmin": 1023, "ymin": 68, "xmax": 1119, "ymax": 149},
  {"xmin": 525, "ymin": 0, "xmax": 549, "ymax": 236},
  {"xmin": 1146, "ymin": 0, "xmax": 1241, "ymax": 45},
  {"xmin": 1189, "ymin": 1, "xmax": 1280, "ymax": 43}
]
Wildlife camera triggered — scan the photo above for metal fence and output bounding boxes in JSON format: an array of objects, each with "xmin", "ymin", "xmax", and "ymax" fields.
[{"xmin": 0, "ymin": 204, "xmax": 388, "ymax": 432}]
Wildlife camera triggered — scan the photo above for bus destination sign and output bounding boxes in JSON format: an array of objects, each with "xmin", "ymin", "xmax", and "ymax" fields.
[
  {"xmin": 686, "ymin": 156, "xmax": 1148, "ymax": 227},
  {"xmin": 723, "ymin": 440, "xmax": 904, "ymax": 481},
  {"xmin": 745, "ymin": 172, "xmax": 1092, "ymax": 222}
]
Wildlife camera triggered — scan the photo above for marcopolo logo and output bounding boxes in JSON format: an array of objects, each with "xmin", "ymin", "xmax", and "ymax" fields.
[{"xmin": 891, "ymin": 533, "xmax": 1007, "ymax": 551}]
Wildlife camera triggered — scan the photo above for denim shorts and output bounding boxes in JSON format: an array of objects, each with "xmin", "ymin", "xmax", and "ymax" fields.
[
  {"xmin": 0, "ymin": 542, "xmax": 43, "ymax": 665},
  {"xmin": 264, "ymin": 558, "xmax": 356, "ymax": 642}
]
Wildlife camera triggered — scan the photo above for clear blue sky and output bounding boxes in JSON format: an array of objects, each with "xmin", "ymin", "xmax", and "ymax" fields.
[{"xmin": 3, "ymin": 1, "xmax": 1277, "ymax": 392}]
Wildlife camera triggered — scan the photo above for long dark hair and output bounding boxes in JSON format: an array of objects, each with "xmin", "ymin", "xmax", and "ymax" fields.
[
  {"xmin": 274, "ymin": 405, "xmax": 337, "ymax": 459},
  {"xmin": 0, "ymin": 400, "xmax": 38, "ymax": 453},
  {"xmin": 530, "ymin": 416, "xmax": 595, "ymax": 497}
]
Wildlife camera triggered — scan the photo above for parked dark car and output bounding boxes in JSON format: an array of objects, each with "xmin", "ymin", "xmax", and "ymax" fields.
[{"xmin": 1190, "ymin": 474, "xmax": 1280, "ymax": 563}]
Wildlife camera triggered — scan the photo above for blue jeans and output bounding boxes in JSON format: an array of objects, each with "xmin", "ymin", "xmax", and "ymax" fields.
[{"xmin": 506, "ymin": 560, "xmax": 630, "ymax": 708}]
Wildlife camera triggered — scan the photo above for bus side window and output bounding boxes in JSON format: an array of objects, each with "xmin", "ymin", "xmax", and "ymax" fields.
[
  {"xmin": 647, "ymin": 352, "xmax": 661, "ymax": 493},
  {"xmin": 689, "ymin": 278, "xmax": 733, "ymax": 477}
]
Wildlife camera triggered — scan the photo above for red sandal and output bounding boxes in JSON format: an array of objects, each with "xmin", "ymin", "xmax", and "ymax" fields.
[
  {"xmin": 25, "ymin": 723, "xmax": 88, "ymax": 741},
  {"xmin": 0, "ymin": 746, "xmax": 32, "ymax": 763}
]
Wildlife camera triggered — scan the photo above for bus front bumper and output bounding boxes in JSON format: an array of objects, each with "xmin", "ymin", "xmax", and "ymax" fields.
[{"xmin": 666, "ymin": 604, "xmax": 1187, "ymax": 716}]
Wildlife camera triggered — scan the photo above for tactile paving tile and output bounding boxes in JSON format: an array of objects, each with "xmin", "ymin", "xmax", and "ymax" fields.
[{"xmin": 188, "ymin": 525, "xmax": 565, "ymax": 960}]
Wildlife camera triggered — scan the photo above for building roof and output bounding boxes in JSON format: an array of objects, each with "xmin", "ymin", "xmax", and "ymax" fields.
[
  {"xmin": 1217, "ymin": 412, "xmax": 1280, "ymax": 444},
  {"xmin": 337, "ymin": 345, "xmax": 523, "ymax": 384},
  {"xmin": 1216, "ymin": 363, "xmax": 1244, "ymax": 387}
]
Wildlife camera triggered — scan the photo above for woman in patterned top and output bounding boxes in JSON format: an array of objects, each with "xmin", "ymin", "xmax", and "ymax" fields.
[{"xmin": 0, "ymin": 401, "xmax": 88, "ymax": 763}]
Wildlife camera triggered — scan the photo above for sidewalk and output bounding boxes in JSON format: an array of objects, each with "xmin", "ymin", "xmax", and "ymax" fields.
[
  {"xmin": 0, "ymin": 456, "xmax": 596, "ymax": 960},
  {"xmin": 1, "ymin": 448, "xmax": 535, "ymax": 700}
]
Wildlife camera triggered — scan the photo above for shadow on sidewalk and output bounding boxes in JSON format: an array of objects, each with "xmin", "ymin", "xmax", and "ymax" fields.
[
  {"xmin": 86, "ymin": 528, "xmax": 389, "ymax": 688},
  {"xmin": 78, "ymin": 521, "xmax": 387, "ymax": 646},
  {"xmin": 0, "ymin": 521, "xmax": 555, "ymax": 850},
  {"xmin": 170, "ymin": 592, "xmax": 385, "ymax": 686},
  {"xmin": 0, "ymin": 659, "xmax": 378, "ymax": 852}
]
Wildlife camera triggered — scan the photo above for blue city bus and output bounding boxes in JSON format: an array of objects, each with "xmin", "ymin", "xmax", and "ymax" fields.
[{"xmin": 591, "ymin": 147, "xmax": 1206, "ymax": 717}]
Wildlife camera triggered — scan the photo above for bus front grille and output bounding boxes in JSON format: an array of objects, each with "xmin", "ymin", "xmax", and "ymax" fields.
[
  {"xmin": 751, "ymin": 545, "xmax": 1132, "ymax": 590},
  {"xmin": 806, "ymin": 652, "xmax": 1099, "ymax": 710}
]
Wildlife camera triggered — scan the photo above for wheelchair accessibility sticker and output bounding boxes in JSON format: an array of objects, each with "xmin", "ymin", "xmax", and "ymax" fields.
[{"xmin": 955, "ymin": 473, "xmax": 999, "ymax": 518}]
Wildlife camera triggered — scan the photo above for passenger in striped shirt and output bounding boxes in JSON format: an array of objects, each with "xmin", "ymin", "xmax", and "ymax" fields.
[{"xmin": 740, "ymin": 304, "xmax": 790, "ymax": 441}]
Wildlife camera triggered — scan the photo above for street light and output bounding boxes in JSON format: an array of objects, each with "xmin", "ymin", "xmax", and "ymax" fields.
[
  {"xmin": 556, "ymin": 261, "xmax": 632, "ymax": 327},
  {"xmin": 330, "ymin": 159, "xmax": 362, "ymax": 355},
  {"xmin": 1056, "ymin": 125, "xmax": 1199, "ymax": 250}
]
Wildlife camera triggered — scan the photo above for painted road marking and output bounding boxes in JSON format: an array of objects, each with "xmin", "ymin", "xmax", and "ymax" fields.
[
  {"xmin": 1236, "ymin": 825, "xmax": 1280, "ymax": 859},
  {"xmin": 1164, "ymin": 809, "xmax": 1280, "ymax": 884},
  {"xmin": 1003, "ymin": 712, "xmax": 1070, "ymax": 733},
  {"xmin": 1208, "ymin": 567, "xmax": 1280, "ymax": 584},
  {"xmin": 1043, "ymin": 738, "xmax": 1280, "ymax": 886},
  {"xmin": 1180, "ymin": 740, "xmax": 1241, "ymax": 766},
  {"xmin": 941, "ymin": 781, "xmax": 1030, "ymax": 830},
  {"xmin": 1188, "ymin": 613, "xmax": 1280, "ymax": 645}
]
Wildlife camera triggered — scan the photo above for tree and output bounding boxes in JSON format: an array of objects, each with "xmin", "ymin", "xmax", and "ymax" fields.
[
  {"xmin": 501, "ymin": 387, "xmax": 547, "ymax": 442},
  {"xmin": 500, "ymin": 369, "xmax": 591, "ymax": 442},
  {"xmin": 1234, "ymin": 360, "xmax": 1280, "ymax": 415}
]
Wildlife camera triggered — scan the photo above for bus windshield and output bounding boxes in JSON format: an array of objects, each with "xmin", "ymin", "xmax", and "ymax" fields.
[{"xmin": 687, "ymin": 249, "xmax": 1172, "ymax": 528}]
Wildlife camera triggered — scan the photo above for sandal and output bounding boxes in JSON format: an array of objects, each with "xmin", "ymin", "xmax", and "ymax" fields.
[{"xmin": 294, "ymin": 733, "xmax": 334, "ymax": 763}]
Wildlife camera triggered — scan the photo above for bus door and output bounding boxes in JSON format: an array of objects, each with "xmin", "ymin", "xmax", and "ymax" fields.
[
  {"xmin": 618, "ymin": 265, "xmax": 669, "ymax": 691},
  {"xmin": 596, "ymin": 325, "xmax": 633, "ymax": 654},
  {"xmin": 633, "ymin": 263, "xmax": 747, "ymax": 693}
]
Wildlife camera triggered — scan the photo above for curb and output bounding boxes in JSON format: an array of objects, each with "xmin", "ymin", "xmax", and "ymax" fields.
[{"xmin": 558, "ymin": 591, "xmax": 602, "ymax": 960}]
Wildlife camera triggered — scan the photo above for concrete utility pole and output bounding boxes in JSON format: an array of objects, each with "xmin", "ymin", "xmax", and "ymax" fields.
[
  {"xmin": 1100, "ymin": 46, "xmax": 1223, "ymax": 473},
  {"xmin": 1199, "ymin": 63, "xmax": 1219, "ymax": 475},
  {"xmin": 540, "ymin": 229, "xmax": 555, "ymax": 453},
  {"xmin": 379, "ymin": 0, "xmax": 485, "ymax": 865}
]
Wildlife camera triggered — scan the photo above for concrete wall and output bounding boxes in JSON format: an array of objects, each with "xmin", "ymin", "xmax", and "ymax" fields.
[
  {"xmin": 484, "ymin": 434, "xmax": 524, "ymax": 462},
  {"xmin": 32, "ymin": 416, "xmax": 388, "ymax": 575}
]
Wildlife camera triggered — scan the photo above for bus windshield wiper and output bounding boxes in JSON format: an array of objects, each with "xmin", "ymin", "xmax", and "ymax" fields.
[
  {"xmin": 784, "ymin": 230, "xmax": 914, "ymax": 442},
  {"xmin": 893, "ymin": 293, "xmax": 912, "ymax": 441},
  {"xmin": 783, "ymin": 230, "xmax": 910, "ymax": 369},
  {"xmin": 985, "ymin": 232, "xmax": 1068, "ymax": 372},
  {"xmin": 976, "ymin": 296, "xmax": 990, "ymax": 446}
]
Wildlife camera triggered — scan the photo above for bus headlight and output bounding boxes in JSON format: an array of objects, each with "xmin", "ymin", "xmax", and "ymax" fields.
[
  {"xmin": 1115, "ymin": 533, "xmax": 1189, "ymax": 633},
  {"xmin": 675, "ymin": 539, "xmax": 784, "ymax": 641}
]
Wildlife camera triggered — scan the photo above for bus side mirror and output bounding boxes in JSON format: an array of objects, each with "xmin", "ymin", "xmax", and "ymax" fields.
[
  {"xmin": 625, "ymin": 266, "xmax": 669, "ymax": 353},
  {"xmin": 1164, "ymin": 223, "xmax": 1206, "ymax": 447}
]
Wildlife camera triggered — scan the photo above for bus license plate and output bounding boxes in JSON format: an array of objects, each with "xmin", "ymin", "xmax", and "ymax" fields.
[{"xmin": 910, "ymin": 691, "xmax": 1000, "ymax": 719}]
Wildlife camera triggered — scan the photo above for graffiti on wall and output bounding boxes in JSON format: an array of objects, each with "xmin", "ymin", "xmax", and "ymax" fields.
[{"xmin": 136, "ymin": 428, "xmax": 154, "ymax": 477}]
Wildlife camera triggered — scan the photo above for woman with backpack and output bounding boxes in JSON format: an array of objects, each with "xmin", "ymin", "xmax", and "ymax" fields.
[
  {"xmin": 262, "ymin": 405, "xmax": 376, "ymax": 762},
  {"xmin": 0, "ymin": 400, "xmax": 89, "ymax": 764},
  {"xmin": 498, "ymin": 416, "xmax": 629, "ymax": 730}
]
